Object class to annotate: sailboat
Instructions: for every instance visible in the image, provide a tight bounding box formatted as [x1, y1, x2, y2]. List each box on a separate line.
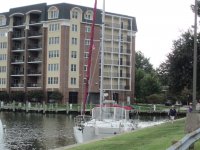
[73, 0, 137, 143]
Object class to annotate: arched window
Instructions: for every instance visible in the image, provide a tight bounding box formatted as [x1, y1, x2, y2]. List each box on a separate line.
[71, 7, 82, 20]
[84, 10, 93, 20]
[48, 6, 59, 19]
[0, 15, 6, 26]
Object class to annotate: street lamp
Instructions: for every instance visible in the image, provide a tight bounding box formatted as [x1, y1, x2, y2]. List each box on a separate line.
[193, 0, 198, 111]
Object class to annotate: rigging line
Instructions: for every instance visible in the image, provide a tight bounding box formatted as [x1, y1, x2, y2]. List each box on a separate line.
[88, 40, 101, 93]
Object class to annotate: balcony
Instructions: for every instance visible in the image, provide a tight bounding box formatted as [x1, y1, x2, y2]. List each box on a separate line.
[28, 57, 42, 63]
[27, 70, 42, 76]
[12, 32, 25, 39]
[28, 31, 42, 37]
[29, 19, 41, 24]
[27, 83, 41, 88]
[12, 46, 25, 51]
[11, 71, 24, 76]
[11, 83, 24, 88]
[11, 59, 24, 64]
[28, 44, 42, 50]
[13, 21, 24, 27]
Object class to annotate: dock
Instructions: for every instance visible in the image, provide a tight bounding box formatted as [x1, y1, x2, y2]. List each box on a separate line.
[0, 101, 92, 114]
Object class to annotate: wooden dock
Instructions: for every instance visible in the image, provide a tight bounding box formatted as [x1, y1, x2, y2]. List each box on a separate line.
[0, 101, 92, 114]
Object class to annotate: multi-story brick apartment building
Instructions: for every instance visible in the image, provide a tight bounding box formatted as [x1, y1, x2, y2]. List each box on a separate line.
[0, 2, 137, 104]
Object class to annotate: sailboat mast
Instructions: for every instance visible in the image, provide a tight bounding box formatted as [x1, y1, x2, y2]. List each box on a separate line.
[82, 0, 97, 115]
[100, 0, 105, 120]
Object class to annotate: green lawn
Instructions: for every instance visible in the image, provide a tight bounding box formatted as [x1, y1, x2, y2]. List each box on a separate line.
[67, 119, 189, 150]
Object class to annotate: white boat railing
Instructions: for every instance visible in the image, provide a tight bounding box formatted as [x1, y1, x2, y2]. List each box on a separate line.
[74, 115, 92, 127]
[92, 107, 130, 120]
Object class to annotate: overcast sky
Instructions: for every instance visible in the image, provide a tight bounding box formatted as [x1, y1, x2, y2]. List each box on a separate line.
[0, 0, 195, 68]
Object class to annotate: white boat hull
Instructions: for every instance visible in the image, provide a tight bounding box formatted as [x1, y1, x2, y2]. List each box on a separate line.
[73, 119, 135, 143]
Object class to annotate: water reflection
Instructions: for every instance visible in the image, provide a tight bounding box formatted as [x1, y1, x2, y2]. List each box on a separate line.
[0, 112, 75, 150]
[0, 112, 170, 150]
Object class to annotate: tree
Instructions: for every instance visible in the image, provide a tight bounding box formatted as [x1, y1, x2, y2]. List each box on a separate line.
[0, 91, 9, 103]
[27, 90, 44, 103]
[135, 51, 161, 101]
[10, 91, 26, 102]
[156, 62, 169, 86]
[49, 91, 63, 103]
[158, 30, 200, 96]
[140, 74, 161, 97]
[135, 51, 153, 73]
[191, 1, 200, 17]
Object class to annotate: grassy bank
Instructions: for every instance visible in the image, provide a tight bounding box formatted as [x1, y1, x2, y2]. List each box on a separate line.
[66, 119, 194, 150]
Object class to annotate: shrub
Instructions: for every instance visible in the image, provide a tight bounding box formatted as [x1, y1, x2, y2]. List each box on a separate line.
[146, 94, 165, 104]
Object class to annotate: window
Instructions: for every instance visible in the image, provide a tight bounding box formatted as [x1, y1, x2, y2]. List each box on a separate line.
[49, 37, 59, 45]
[71, 51, 77, 58]
[71, 64, 76, 71]
[0, 15, 6, 26]
[85, 26, 91, 33]
[0, 78, 6, 85]
[120, 70, 123, 77]
[0, 42, 7, 49]
[72, 37, 77, 45]
[72, 11, 78, 19]
[48, 77, 58, 84]
[72, 24, 78, 32]
[0, 31, 7, 37]
[48, 64, 59, 71]
[49, 50, 59, 58]
[84, 65, 87, 71]
[120, 45, 123, 53]
[84, 10, 93, 20]
[85, 39, 90, 45]
[121, 34, 123, 41]
[121, 22, 124, 29]
[49, 23, 60, 31]
[120, 58, 123, 65]
[0, 66, 6, 73]
[84, 52, 89, 58]
[0, 54, 6, 61]
[71, 7, 82, 20]
[71, 77, 76, 85]
[48, 6, 59, 19]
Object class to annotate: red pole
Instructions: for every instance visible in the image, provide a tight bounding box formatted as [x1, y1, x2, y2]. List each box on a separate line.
[82, 0, 97, 114]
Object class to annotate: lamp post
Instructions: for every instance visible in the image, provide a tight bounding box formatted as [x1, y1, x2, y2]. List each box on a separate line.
[193, 0, 198, 111]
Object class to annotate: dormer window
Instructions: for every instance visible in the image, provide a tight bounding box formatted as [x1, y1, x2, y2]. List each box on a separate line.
[72, 11, 78, 19]
[84, 10, 93, 20]
[48, 6, 59, 19]
[0, 15, 6, 26]
[71, 7, 82, 20]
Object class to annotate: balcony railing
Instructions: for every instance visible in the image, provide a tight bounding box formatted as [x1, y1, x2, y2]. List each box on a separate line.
[11, 83, 24, 87]
[13, 32, 25, 38]
[11, 71, 24, 75]
[11, 59, 24, 63]
[28, 57, 42, 62]
[29, 19, 41, 24]
[28, 44, 42, 49]
[12, 46, 25, 51]
[13, 21, 24, 26]
[27, 83, 41, 87]
[28, 31, 42, 36]
[27, 70, 41, 75]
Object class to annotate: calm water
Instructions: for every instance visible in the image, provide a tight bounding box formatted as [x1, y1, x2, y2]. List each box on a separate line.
[0, 112, 169, 150]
